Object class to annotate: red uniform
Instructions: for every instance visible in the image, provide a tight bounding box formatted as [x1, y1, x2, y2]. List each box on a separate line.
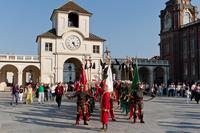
[100, 91, 110, 125]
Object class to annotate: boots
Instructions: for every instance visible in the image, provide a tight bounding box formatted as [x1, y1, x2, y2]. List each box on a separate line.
[76, 114, 80, 125]
[133, 114, 137, 123]
[83, 116, 88, 125]
[105, 124, 108, 132]
[140, 114, 145, 123]
[100, 124, 108, 132]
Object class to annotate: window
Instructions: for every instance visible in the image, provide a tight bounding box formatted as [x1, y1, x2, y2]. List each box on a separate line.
[192, 62, 196, 76]
[183, 39, 187, 59]
[68, 12, 79, 28]
[165, 43, 170, 55]
[183, 12, 190, 25]
[164, 12, 172, 30]
[45, 43, 52, 52]
[93, 45, 100, 53]
[184, 63, 188, 75]
[191, 37, 195, 58]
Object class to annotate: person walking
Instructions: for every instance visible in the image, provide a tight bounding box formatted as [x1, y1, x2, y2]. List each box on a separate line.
[186, 87, 191, 104]
[10, 84, 19, 105]
[100, 83, 110, 132]
[18, 85, 24, 102]
[55, 82, 64, 109]
[195, 82, 200, 104]
[26, 84, 33, 104]
[38, 83, 45, 104]
[68, 84, 90, 125]
[133, 83, 145, 123]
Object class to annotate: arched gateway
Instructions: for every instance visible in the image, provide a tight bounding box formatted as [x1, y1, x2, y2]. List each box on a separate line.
[63, 58, 82, 83]
[0, 64, 18, 86]
[22, 65, 40, 85]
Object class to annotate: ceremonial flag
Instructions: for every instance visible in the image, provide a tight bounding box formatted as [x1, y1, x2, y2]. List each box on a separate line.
[106, 65, 113, 92]
[131, 59, 140, 92]
[80, 65, 88, 91]
[100, 59, 106, 69]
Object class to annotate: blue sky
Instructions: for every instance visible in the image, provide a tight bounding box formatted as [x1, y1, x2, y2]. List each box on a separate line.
[0, 0, 199, 58]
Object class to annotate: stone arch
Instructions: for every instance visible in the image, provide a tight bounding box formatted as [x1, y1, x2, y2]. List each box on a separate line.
[0, 64, 18, 86]
[139, 67, 150, 83]
[154, 67, 165, 85]
[22, 65, 40, 85]
[63, 58, 82, 83]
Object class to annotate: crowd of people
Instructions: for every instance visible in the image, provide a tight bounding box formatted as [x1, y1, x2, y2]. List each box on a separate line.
[10, 82, 67, 106]
[150, 81, 200, 104]
[9, 79, 200, 132]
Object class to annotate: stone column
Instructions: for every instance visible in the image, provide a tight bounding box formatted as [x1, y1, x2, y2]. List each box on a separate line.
[18, 70, 23, 86]
[149, 67, 154, 88]
[57, 66, 63, 83]
[164, 67, 169, 85]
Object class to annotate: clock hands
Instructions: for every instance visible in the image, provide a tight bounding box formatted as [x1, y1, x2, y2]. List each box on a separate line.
[72, 42, 75, 47]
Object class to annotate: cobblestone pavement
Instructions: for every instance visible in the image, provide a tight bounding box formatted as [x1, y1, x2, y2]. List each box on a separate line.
[0, 92, 199, 133]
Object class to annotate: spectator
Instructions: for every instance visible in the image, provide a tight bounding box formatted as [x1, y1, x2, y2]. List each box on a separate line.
[18, 85, 24, 102]
[10, 84, 19, 105]
[38, 83, 45, 104]
[55, 82, 64, 109]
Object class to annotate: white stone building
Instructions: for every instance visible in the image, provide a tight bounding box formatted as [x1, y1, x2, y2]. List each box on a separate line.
[36, 1, 105, 84]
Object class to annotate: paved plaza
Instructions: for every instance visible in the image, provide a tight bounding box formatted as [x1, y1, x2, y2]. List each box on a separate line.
[0, 92, 199, 133]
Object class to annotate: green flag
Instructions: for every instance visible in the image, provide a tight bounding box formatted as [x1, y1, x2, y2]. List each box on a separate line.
[131, 59, 140, 92]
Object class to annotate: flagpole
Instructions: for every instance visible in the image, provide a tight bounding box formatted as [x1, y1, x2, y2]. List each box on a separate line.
[104, 47, 113, 92]
[89, 56, 92, 81]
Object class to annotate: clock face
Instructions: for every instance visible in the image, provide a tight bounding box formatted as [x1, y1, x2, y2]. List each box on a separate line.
[65, 35, 81, 50]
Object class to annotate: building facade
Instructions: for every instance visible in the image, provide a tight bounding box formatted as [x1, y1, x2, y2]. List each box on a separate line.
[112, 58, 169, 86]
[36, 1, 105, 84]
[159, 0, 200, 82]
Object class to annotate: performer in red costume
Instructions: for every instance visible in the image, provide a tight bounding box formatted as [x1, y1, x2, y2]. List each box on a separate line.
[100, 82, 110, 132]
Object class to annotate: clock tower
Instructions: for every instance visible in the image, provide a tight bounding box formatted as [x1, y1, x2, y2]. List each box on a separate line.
[159, 0, 198, 81]
[37, 1, 105, 84]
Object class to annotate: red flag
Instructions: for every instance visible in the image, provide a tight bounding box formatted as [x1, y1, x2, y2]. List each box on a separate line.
[79, 65, 88, 91]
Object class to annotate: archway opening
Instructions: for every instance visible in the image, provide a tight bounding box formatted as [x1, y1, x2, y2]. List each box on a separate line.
[139, 67, 150, 83]
[0, 65, 18, 86]
[22, 65, 40, 86]
[68, 12, 79, 28]
[154, 67, 165, 85]
[63, 58, 82, 84]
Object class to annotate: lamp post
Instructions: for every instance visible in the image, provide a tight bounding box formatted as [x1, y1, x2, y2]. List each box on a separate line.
[88, 56, 92, 81]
